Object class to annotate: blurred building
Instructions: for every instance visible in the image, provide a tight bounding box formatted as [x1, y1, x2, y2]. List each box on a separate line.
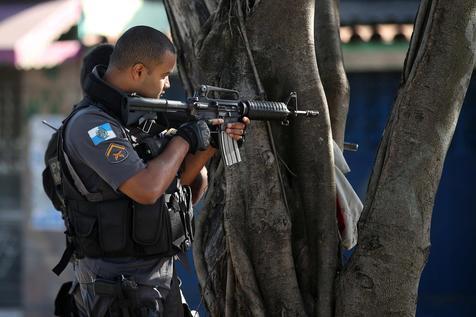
[0, 0, 172, 316]
[0, 1, 81, 316]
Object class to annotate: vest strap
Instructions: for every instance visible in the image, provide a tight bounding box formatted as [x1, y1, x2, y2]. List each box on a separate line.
[52, 242, 75, 276]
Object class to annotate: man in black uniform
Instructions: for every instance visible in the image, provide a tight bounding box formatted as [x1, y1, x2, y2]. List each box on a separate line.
[60, 26, 248, 316]
[80, 43, 114, 93]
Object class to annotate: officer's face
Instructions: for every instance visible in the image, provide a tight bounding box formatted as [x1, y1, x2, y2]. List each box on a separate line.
[138, 50, 176, 99]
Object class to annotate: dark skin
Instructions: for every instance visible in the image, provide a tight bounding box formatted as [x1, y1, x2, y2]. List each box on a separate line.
[104, 50, 249, 205]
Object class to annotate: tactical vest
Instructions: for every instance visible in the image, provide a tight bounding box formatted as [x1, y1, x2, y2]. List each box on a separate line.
[51, 70, 194, 275]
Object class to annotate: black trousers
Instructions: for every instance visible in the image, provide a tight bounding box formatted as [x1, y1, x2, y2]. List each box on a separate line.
[73, 273, 184, 317]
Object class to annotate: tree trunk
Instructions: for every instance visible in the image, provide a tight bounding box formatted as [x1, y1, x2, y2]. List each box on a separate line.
[336, 1, 476, 316]
[165, 0, 476, 316]
[165, 0, 337, 315]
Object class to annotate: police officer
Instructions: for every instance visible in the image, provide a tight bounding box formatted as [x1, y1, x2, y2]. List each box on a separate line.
[79, 43, 114, 93]
[60, 26, 249, 316]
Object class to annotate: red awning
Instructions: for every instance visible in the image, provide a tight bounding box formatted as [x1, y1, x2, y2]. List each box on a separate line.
[0, 0, 81, 69]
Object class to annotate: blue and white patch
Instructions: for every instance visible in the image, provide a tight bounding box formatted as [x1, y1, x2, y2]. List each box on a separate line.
[88, 123, 116, 146]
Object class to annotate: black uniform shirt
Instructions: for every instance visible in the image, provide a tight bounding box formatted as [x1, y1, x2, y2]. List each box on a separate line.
[64, 105, 145, 192]
[64, 104, 175, 291]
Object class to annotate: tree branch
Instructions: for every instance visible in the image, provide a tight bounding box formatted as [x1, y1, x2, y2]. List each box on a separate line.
[402, 0, 435, 83]
[246, 1, 338, 316]
[337, 1, 476, 315]
[315, 0, 350, 148]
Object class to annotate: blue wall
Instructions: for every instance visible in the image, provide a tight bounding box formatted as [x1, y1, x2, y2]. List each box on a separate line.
[344, 72, 476, 317]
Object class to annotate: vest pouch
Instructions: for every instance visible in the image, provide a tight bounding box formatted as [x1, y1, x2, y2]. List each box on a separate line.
[97, 199, 129, 253]
[69, 201, 101, 257]
[168, 186, 194, 251]
[75, 214, 96, 237]
[132, 197, 171, 252]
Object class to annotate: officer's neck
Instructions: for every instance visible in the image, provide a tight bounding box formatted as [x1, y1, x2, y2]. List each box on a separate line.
[103, 67, 136, 96]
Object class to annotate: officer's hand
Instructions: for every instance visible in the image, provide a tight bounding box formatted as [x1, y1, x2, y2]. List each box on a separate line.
[208, 117, 250, 148]
[225, 117, 250, 141]
[176, 120, 210, 153]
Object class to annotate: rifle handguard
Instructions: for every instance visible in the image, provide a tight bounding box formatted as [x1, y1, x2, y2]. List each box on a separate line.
[243, 100, 291, 121]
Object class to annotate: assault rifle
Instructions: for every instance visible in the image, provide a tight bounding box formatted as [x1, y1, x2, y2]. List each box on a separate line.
[127, 85, 319, 166]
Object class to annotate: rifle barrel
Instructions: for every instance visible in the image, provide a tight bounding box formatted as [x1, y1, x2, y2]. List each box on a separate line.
[294, 110, 319, 117]
[343, 142, 359, 152]
[127, 97, 189, 113]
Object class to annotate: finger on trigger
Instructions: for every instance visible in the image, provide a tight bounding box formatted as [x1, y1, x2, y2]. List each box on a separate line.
[227, 128, 242, 135]
[228, 122, 245, 129]
[209, 118, 224, 125]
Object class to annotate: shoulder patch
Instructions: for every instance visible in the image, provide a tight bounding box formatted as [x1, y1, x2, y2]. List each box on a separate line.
[88, 123, 116, 146]
[105, 143, 129, 163]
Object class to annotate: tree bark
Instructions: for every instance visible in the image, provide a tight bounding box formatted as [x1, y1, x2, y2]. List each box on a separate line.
[165, 0, 337, 315]
[336, 1, 476, 316]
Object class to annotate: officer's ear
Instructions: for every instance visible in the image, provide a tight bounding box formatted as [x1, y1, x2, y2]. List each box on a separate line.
[131, 63, 146, 81]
